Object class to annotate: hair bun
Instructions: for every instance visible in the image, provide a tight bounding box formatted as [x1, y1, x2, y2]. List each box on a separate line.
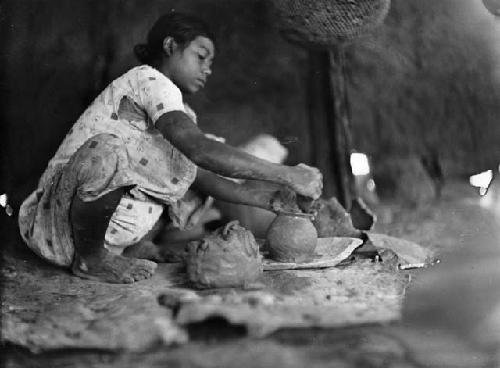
[133, 43, 151, 64]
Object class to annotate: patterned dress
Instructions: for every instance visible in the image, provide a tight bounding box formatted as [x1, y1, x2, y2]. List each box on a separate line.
[18, 65, 209, 266]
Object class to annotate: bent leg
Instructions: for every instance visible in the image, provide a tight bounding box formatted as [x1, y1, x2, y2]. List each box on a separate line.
[123, 190, 220, 263]
[70, 187, 157, 283]
[19, 133, 158, 282]
[64, 134, 157, 283]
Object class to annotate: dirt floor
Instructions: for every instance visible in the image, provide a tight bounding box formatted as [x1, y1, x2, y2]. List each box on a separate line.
[2, 179, 499, 368]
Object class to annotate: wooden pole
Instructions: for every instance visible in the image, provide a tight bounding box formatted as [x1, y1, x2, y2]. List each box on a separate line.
[307, 50, 337, 199]
[328, 46, 355, 210]
[307, 46, 355, 209]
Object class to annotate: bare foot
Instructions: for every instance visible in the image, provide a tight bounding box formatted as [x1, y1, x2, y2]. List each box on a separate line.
[71, 249, 157, 284]
[122, 240, 166, 262]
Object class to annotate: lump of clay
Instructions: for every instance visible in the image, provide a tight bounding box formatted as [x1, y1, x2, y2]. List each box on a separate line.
[266, 214, 318, 262]
[311, 197, 363, 238]
[186, 221, 263, 289]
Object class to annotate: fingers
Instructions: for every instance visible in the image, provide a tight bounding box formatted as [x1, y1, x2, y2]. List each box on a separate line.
[270, 188, 299, 213]
[297, 195, 315, 213]
[279, 186, 297, 203]
[290, 163, 323, 200]
[300, 164, 323, 199]
[298, 163, 322, 177]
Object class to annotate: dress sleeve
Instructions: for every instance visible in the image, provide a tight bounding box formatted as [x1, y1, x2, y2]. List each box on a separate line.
[136, 66, 186, 124]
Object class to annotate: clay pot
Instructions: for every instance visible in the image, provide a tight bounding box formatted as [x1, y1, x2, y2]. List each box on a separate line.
[186, 221, 263, 289]
[266, 214, 318, 262]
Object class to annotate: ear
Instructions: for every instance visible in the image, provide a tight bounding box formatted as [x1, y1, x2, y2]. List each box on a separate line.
[162, 37, 178, 56]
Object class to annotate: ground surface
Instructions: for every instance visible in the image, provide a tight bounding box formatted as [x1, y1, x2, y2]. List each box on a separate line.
[2, 180, 500, 367]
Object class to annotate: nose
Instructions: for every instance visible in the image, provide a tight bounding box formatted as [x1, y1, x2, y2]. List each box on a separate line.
[203, 66, 212, 76]
[202, 61, 212, 76]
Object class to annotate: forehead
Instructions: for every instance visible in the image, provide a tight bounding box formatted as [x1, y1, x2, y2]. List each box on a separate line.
[188, 36, 215, 55]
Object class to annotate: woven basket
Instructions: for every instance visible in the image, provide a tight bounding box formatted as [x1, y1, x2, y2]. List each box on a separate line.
[270, 0, 391, 47]
[482, 0, 500, 16]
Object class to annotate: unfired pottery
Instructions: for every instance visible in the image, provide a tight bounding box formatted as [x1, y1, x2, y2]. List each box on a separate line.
[266, 214, 318, 262]
[186, 221, 262, 289]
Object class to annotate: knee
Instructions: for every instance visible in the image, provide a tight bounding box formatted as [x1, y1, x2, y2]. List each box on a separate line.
[65, 134, 128, 194]
[79, 133, 123, 153]
[73, 133, 124, 170]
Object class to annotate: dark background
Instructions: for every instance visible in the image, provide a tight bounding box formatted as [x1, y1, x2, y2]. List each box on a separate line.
[2, 0, 500, 209]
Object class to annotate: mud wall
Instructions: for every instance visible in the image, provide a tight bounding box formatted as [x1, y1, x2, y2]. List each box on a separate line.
[347, 0, 500, 176]
[2, 0, 500, 209]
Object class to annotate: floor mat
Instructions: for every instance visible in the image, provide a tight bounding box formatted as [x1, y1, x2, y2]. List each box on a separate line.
[2, 241, 410, 352]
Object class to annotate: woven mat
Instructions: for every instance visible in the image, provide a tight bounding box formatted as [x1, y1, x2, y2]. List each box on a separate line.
[2, 238, 410, 352]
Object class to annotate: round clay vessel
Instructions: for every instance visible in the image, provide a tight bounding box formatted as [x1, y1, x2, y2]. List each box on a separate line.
[266, 214, 318, 262]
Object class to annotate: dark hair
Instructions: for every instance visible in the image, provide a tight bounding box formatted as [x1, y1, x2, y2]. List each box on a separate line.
[134, 11, 215, 65]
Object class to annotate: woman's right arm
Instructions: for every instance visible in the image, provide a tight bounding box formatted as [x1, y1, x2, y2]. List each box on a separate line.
[156, 111, 323, 199]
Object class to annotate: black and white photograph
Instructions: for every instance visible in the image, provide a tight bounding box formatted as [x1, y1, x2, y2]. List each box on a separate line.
[1, 0, 499, 367]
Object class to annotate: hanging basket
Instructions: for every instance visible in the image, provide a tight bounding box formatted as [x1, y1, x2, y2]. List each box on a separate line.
[270, 0, 391, 47]
[482, 0, 500, 16]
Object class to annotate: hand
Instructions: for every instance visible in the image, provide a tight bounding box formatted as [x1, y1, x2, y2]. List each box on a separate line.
[270, 187, 300, 213]
[297, 195, 316, 214]
[288, 163, 323, 200]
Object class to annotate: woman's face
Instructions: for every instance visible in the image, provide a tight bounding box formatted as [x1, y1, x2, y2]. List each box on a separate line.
[166, 36, 215, 94]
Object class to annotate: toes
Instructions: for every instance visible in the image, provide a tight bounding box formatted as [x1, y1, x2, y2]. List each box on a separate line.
[144, 258, 157, 266]
[129, 263, 156, 281]
[135, 258, 151, 266]
[113, 270, 134, 283]
[134, 268, 150, 279]
[135, 272, 150, 281]
[73, 253, 157, 284]
[141, 266, 155, 278]
[133, 274, 144, 281]
[143, 259, 158, 271]
[132, 270, 152, 281]
[121, 276, 135, 283]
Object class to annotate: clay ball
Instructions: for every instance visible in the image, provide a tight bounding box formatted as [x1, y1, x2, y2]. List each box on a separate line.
[266, 214, 318, 262]
[312, 197, 362, 238]
[186, 221, 263, 289]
